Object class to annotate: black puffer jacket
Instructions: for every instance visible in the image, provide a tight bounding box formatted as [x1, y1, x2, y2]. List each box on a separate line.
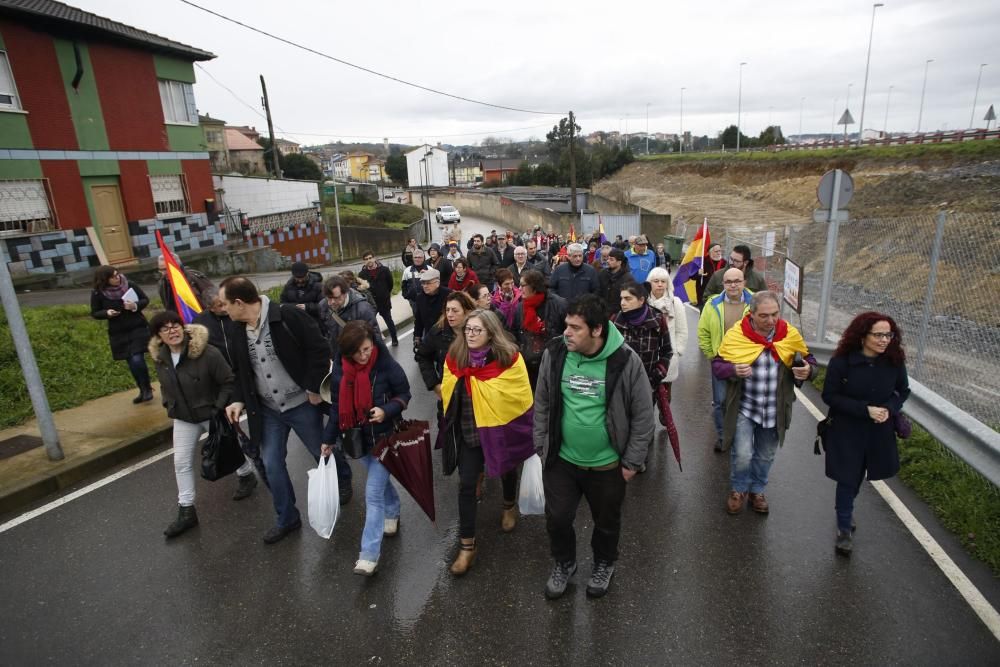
[415, 324, 458, 390]
[150, 324, 233, 423]
[280, 273, 324, 319]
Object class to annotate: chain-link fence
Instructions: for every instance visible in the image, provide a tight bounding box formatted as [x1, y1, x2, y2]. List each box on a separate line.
[723, 211, 1000, 428]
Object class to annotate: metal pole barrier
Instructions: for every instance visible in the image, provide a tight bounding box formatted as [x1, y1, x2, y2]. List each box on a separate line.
[0, 255, 63, 460]
[815, 169, 844, 342]
[914, 211, 947, 378]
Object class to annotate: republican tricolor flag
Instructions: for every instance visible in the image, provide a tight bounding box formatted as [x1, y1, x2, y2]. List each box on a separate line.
[598, 217, 608, 246]
[672, 218, 712, 304]
[155, 230, 203, 323]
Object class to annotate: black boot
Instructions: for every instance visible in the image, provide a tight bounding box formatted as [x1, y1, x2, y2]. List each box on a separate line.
[134, 385, 154, 404]
[233, 473, 258, 501]
[164, 504, 198, 538]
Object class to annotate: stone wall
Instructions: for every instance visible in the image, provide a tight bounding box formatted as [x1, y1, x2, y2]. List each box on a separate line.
[245, 220, 330, 266]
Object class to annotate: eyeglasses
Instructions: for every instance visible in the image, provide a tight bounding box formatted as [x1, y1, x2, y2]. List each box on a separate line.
[463, 326, 485, 336]
[729, 256, 745, 264]
[160, 323, 182, 333]
[868, 331, 895, 340]
[723, 279, 745, 286]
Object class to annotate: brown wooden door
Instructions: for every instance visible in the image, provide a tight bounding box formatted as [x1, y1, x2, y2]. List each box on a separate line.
[91, 184, 133, 264]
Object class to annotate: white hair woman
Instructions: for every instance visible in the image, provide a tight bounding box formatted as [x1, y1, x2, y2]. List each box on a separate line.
[645, 266, 688, 397]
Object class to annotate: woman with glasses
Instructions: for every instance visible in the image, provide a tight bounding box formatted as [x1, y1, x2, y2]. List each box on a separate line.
[696, 243, 727, 307]
[439, 309, 534, 575]
[148, 311, 258, 538]
[822, 312, 910, 557]
[90, 265, 154, 403]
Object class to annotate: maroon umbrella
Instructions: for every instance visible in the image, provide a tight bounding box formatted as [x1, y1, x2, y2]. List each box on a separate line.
[372, 420, 435, 522]
[655, 384, 682, 471]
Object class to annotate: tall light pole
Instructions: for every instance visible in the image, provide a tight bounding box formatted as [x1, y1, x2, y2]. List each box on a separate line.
[645, 103, 650, 154]
[857, 2, 884, 147]
[917, 59, 933, 133]
[679, 87, 686, 154]
[970, 63, 988, 129]
[844, 83, 853, 142]
[831, 97, 838, 141]
[736, 61, 747, 152]
[799, 96, 805, 141]
[883, 84, 893, 137]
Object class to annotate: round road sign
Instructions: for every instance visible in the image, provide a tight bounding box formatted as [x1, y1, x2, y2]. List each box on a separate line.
[817, 169, 854, 208]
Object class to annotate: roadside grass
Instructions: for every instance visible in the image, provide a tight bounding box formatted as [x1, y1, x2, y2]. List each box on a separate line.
[0, 304, 158, 429]
[340, 204, 376, 215]
[810, 366, 1000, 574]
[639, 140, 1000, 164]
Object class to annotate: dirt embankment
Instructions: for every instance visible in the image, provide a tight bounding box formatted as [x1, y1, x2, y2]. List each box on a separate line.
[595, 153, 1000, 234]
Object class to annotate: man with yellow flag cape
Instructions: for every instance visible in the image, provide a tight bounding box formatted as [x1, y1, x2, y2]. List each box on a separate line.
[712, 291, 816, 516]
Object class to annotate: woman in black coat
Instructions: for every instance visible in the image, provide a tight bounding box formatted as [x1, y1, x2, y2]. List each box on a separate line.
[415, 291, 477, 403]
[822, 311, 910, 557]
[90, 265, 153, 403]
[149, 311, 257, 539]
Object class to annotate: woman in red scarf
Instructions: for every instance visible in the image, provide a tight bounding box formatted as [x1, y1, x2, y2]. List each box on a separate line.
[321, 321, 411, 577]
[447, 257, 479, 291]
[511, 269, 568, 388]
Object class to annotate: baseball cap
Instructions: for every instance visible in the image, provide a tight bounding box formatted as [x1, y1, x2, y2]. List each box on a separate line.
[420, 268, 441, 282]
[291, 261, 308, 277]
[635, 235, 649, 245]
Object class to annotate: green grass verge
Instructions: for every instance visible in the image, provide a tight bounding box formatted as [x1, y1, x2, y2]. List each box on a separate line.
[810, 364, 1000, 574]
[0, 304, 159, 429]
[638, 139, 1000, 164]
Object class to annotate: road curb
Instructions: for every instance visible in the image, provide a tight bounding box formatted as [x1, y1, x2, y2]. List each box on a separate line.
[0, 426, 173, 517]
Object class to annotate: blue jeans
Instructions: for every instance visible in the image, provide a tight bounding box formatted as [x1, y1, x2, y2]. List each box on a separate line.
[260, 402, 340, 528]
[730, 412, 780, 494]
[359, 454, 400, 561]
[711, 373, 728, 441]
[835, 480, 862, 533]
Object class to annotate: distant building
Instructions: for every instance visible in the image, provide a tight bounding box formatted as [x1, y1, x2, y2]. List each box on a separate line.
[0, 0, 220, 275]
[199, 114, 229, 172]
[405, 144, 449, 188]
[228, 125, 261, 143]
[274, 137, 301, 155]
[225, 128, 266, 175]
[332, 152, 385, 182]
[480, 159, 519, 186]
[452, 158, 483, 185]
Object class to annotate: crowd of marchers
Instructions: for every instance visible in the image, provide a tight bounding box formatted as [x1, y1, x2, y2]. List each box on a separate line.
[87, 228, 908, 599]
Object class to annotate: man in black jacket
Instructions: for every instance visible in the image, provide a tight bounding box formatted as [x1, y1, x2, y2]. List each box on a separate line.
[467, 234, 500, 291]
[597, 249, 632, 316]
[192, 287, 239, 368]
[220, 276, 352, 544]
[358, 251, 398, 346]
[413, 268, 451, 346]
[550, 243, 599, 303]
[279, 262, 324, 329]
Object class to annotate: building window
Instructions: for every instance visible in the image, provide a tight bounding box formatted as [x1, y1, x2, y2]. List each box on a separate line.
[158, 80, 198, 125]
[0, 180, 56, 235]
[205, 129, 223, 144]
[0, 51, 22, 111]
[150, 175, 188, 217]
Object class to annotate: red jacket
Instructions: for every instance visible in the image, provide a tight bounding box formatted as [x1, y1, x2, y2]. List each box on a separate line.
[448, 268, 479, 291]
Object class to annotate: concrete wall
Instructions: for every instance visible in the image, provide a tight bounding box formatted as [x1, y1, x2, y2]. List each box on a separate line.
[327, 219, 425, 263]
[426, 191, 563, 234]
[214, 175, 320, 218]
[246, 220, 330, 265]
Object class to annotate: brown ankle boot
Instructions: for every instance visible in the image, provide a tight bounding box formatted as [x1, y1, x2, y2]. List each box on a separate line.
[449, 539, 477, 576]
[501, 503, 518, 533]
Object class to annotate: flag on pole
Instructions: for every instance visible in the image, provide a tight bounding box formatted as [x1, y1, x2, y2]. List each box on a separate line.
[568, 223, 577, 243]
[155, 230, 203, 323]
[672, 218, 712, 304]
[598, 217, 608, 246]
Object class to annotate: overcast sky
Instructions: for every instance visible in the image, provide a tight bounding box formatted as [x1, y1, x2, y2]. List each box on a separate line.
[70, 0, 998, 146]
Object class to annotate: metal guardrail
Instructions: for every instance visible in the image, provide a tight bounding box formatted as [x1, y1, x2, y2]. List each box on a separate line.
[809, 342, 1000, 489]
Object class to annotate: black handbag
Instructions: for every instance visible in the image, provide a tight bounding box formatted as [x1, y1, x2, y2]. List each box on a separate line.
[814, 417, 830, 455]
[202, 412, 246, 481]
[341, 427, 367, 459]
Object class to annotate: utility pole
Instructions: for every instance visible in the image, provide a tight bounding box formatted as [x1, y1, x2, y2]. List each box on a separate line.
[260, 75, 282, 179]
[568, 110, 578, 214]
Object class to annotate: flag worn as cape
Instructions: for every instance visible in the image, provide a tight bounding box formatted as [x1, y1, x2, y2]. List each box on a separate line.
[441, 352, 535, 477]
[155, 230, 202, 323]
[672, 218, 711, 304]
[717, 315, 809, 367]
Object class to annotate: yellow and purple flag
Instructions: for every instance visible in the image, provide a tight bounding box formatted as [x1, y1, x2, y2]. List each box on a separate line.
[598, 217, 608, 245]
[672, 218, 712, 304]
[155, 230, 203, 323]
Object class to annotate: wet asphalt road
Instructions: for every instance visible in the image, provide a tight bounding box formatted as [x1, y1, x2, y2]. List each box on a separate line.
[3, 230, 1000, 664]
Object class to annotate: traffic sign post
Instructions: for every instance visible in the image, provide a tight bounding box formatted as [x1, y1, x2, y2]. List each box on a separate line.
[814, 168, 852, 342]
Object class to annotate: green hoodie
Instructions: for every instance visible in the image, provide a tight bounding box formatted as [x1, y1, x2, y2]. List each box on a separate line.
[559, 323, 625, 467]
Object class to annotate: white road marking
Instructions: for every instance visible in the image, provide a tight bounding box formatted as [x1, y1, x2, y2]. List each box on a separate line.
[794, 387, 1000, 641]
[0, 449, 174, 534]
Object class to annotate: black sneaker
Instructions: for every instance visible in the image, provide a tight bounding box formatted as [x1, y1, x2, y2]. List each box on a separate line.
[545, 560, 577, 600]
[232, 473, 258, 501]
[835, 530, 853, 557]
[586, 560, 616, 598]
[263, 517, 302, 544]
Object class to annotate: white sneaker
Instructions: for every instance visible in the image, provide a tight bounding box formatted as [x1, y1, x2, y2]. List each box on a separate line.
[353, 559, 378, 576]
[383, 517, 400, 536]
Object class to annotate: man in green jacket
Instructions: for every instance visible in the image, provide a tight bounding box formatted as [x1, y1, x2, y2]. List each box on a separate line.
[533, 294, 654, 600]
[697, 268, 753, 451]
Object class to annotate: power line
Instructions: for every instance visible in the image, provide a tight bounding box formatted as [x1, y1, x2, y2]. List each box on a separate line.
[194, 64, 553, 141]
[179, 0, 564, 116]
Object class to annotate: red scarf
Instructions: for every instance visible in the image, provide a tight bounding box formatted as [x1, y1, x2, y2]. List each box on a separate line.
[445, 353, 513, 393]
[338, 344, 379, 430]
[522, 293, 546, 334]
[740, 316, 789, 362]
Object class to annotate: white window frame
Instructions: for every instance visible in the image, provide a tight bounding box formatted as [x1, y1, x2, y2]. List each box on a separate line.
[0, 50, 23, 111]
[158, 79, 198, 125]
[149, 174, 190, 218]
[0, 179, 57, 235]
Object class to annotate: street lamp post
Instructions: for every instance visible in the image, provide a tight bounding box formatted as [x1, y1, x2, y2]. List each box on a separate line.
[857, 2, 885, 147]
[844, 83, 853, 142]
[736, 62, 747, 152]
[883, 84, 893, 137]
[917, 59, 933, 133]
[799, 96, 805, 141]
[645, 103, 650, 154]
[679, 87, 686, 154]
[831, 97, 838, 142]
[970, 63, 988, 129]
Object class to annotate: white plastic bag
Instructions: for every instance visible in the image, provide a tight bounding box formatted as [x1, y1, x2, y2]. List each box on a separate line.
[307, 455, 340, 539]
[518, 454, 545, 515]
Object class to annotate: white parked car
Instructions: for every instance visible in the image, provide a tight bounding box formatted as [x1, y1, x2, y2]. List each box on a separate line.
[435, 205, 461, 224]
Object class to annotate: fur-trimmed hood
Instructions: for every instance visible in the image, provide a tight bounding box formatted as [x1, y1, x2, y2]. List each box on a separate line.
[149, 323, 210, 362]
